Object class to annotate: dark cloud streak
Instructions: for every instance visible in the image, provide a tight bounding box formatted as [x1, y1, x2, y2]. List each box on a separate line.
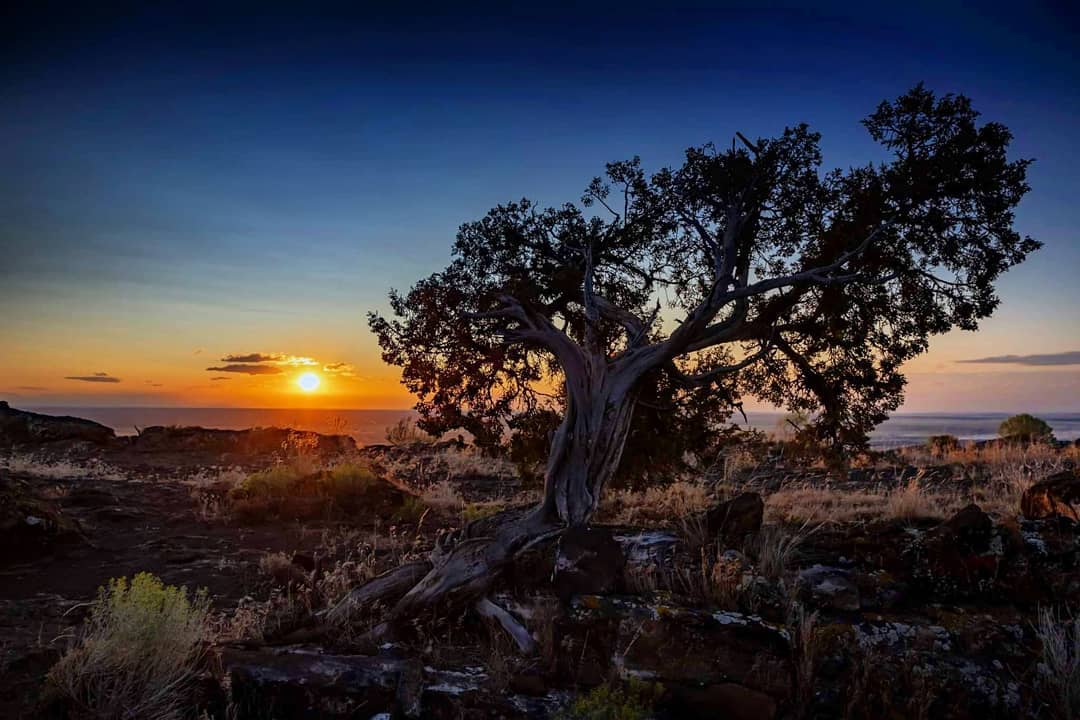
[65, 373, 121, 383]
[221, 353, 283, 363]
[205, 364, 282, 375]
[958, 351, 1080, 366]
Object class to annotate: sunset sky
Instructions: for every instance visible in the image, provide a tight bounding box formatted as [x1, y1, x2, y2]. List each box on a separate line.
[2, 2, 1078, 412]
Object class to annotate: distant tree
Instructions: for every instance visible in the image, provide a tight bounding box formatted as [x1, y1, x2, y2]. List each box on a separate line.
[998, 414, 1054, 443]
[365, 86, 1037, 623]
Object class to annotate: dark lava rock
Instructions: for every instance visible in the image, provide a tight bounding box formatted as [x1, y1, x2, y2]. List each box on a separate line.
[554, 525, 625, 598]
[222, 647, 409, 719]
[796, 564, 860, 612]
[131, 424, 355, 458]
[0, 476, 84, 565]
[561, 595, 791, 714]
[0, 401, 114, 447]
[221, 646, 556, 719]
[1021, 469, 1080, 522]
[704, 492, 764, 545]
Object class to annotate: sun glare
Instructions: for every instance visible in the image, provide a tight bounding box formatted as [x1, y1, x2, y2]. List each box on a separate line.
[297, 372, 321, 392]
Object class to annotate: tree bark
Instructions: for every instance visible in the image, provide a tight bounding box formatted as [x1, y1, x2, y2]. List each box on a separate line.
[541, 364, 640, 526]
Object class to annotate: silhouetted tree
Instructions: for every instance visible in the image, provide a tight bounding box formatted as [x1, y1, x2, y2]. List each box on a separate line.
[363, 86, 1037, 624]
[998, 413, 1054, 443]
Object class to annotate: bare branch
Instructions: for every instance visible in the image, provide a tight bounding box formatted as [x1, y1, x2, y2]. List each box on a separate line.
[667, 334, 775, 387]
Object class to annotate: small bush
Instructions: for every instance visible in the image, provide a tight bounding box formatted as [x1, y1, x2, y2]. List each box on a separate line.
[926, 434, 960, 455]
[999, 413, 1055, 443]
[562, 678, 664, 720]
[47, 573, 209, 720]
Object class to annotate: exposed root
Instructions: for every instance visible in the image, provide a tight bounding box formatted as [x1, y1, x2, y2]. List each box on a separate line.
[388, 507, 560, 622]
[322, 561, 433, 626]
[475, 597, 536, 655]
[315, 505, 563, 650]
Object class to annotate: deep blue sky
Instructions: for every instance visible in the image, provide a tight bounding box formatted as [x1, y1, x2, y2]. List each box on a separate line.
[2, 1, 1078, 410]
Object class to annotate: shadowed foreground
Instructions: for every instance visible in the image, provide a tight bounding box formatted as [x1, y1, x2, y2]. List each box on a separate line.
[1, 405, 1078, 719]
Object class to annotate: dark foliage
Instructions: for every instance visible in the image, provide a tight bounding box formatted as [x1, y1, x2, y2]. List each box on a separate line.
[370, 85, 1037, 491]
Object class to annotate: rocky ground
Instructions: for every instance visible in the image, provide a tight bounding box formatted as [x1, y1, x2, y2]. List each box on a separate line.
[1, 401, 1078, 719]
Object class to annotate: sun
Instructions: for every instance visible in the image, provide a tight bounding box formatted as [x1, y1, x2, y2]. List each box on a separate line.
[297, 372, 321, 392]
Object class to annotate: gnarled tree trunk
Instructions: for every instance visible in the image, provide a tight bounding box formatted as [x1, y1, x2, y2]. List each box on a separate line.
[540, 373, 639, 526]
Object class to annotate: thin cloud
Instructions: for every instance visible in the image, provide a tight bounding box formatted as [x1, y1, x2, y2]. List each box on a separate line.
[323, 362, 356, 376]
[65, 373, 121, 383]
[210, 376, 232, 381]
[221, 352, 284, 363]
[205, 364, 282, 375]
[146, 381, 164, 387]
[16, 385, 49, 391]
[958, 351, 1080, 367]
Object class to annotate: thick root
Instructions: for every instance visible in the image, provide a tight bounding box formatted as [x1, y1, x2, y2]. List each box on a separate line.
[322, 561, 433, 626]
[389, 507, 560, 622]
[313, 506, 562, 651]
[475, 597, 536, 654]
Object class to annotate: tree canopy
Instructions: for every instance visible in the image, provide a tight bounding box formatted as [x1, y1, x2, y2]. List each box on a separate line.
[370, 85, 1038, 482]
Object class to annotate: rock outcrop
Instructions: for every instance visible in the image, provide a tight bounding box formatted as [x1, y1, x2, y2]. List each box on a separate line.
[1021, 468, 1080, 521]
[0, 401, 114, 447]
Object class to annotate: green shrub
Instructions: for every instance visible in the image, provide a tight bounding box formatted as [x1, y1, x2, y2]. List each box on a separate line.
[998, 413, 1055, 443]
[233, 465, 303, 499]
[326, 463, 378, 497]
[926, 434, 960, 455]
[561, 678, 664, 720]
[47, 573, 210, 719]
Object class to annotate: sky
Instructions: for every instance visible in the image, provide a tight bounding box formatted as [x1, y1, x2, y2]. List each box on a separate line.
[1, 1, 1078, 412]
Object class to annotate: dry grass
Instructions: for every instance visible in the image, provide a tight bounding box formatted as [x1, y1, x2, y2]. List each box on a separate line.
[47, 573, 209, 720]
[766, 485, 888, 524]
[1035, 608, 1080, 720]
[385, 417, 436, 446]
[883, 477, 958, 521]
[750, 521, 816, 581]
[1, 453, 125, 481]
[420, 479, 465, 511]
[791, 604, 822, 718]
[602, 480, 713, 525]
[897, 442, 1078, 518]
[766, 476, 965, 525]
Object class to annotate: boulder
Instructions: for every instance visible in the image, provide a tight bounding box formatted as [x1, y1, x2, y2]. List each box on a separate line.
[0, 401, 114, 446]
[1021, 469, 1080, 522]
[554, 526, 625, 598]
[223, 647, 412, 718]
[704, 492, 764, 545]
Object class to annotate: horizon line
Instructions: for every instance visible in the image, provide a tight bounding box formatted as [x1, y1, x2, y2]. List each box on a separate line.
[11, 403, 1080, 417]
